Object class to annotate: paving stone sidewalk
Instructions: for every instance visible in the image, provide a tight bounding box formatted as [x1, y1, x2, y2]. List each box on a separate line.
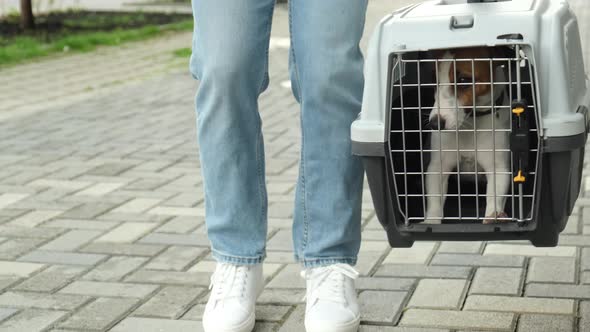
[0, 0, 589, 331]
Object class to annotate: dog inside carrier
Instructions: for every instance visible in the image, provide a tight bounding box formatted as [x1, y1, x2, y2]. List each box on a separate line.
[389, 45, 538, 226]
[352, 0, 590, 247]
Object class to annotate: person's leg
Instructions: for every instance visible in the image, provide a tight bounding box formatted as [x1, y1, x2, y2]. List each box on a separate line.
[190, 0, 275, 265]
[289, 2, 368, 331]
[190, 2, 275, 331]
[289, 0, 368, 268]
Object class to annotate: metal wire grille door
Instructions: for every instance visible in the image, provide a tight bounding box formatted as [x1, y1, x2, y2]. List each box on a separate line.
[387, 46, 540, 225]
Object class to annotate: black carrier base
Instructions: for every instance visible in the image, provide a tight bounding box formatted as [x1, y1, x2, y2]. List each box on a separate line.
[360, 134, 585, 247]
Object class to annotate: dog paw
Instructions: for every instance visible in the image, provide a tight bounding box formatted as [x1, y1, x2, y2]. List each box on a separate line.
[423, 218, 443, 225]
[482, 212, 509, 224]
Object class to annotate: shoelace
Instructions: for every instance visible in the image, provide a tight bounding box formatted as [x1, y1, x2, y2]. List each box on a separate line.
[209, 263, 249, 303]
[301, 264, 359, 305]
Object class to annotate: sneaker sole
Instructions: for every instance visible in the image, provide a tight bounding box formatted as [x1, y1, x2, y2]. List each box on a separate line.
[203, 311, 255, 332]
[305, 314, 361, 332]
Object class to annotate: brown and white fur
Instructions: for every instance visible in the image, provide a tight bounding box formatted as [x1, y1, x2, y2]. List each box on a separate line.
[425, 48, 510, 224]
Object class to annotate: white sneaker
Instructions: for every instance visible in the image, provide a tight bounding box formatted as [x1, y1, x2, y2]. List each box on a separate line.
[302, 264, 361, 332]
[202, 263, 264, 332]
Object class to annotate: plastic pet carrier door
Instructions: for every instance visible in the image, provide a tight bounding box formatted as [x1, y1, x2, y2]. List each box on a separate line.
[389, 46, 539, 224]
[352, 0, 590, 247]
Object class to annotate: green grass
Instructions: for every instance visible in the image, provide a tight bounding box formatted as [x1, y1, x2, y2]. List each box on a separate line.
[0, 19, 193, 67]
[61, 13, 150, 30]
[173, 47, 192, 58]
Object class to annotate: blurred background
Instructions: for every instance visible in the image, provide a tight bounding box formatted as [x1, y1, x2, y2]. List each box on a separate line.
[0, 0, 193, 67]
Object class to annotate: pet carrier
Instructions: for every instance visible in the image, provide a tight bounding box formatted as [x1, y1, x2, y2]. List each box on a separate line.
[352, 0, 590, 247]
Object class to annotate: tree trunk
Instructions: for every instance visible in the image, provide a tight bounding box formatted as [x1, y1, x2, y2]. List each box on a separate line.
[20, 0, 35, 30]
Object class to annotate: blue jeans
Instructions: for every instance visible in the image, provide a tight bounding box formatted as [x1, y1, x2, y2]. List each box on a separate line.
[190, 0, 367, 268]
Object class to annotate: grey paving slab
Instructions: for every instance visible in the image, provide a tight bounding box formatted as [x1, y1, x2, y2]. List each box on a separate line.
[40, 218, 119, 230]
[87, 163, 136, 177]
[0, 291, 90, 310]
[155, 216, 203, 234]
[359, 290, 407, 323]
[132, 286, 205, 319]
[59, 202, 120, 219]
[0, 237, 46, 260]
[0, 308, 18, 323]
[98, 212, 173, 223]
[438, 241, 483, 254]
[111, 317, 204, 332]
[526, 284, 590, 299]
[144, 246, 205, 271]
[124, 269, 210, 286]
[0, 211, 32, 222]
[357, 251, 388, 276]
[384, 243, 436, 264]
[0, 276, 21, 293]
[38, 229, 102, 251]
[6, 210, 64, 228]
[469, 267, 524, 295]
[375, 264, 472, 279]
[257, 289, 305, 305]
[527, 256, 576, 283]
[278, 305, 305, 332]
[180, 303, 205, 321]
[516, 314, 574, 332]
[13, 265, 88, 292]
[463, 295, 575, 315]
[557, 235, 590, 246]
[399, 309, 515, 330]
[266, 264, 305, 289]
[59, 297, 140, 331]
[360, 327, 449, 332]
[111, 198, 162, 214]
[254, 322, 281, 332]
[0, 194, 29, 210]
[59, 281, 158, 298]
[356, 277, 415, 291]
[17, 250, 106, 266]
[360, 240, 391, 254]
[81, 256, 148, 281]
[138, 233, 210, 247]
[267, 229, 294, 251]
[580, 301, 590, 332]
[582, 247, 590, 271]
[80, 242, 165, 256]
[0, 309, 67, 332]
[407, 279, 469, 309]
[255, 305, 292, 322]
[95, 222, 158, 243]
[0, 261, 45, 277]
[431, 254, 525, 267]
[0, 225, 66, 239]
[361, 230, 389, 241]
[484, 244, 576, 257]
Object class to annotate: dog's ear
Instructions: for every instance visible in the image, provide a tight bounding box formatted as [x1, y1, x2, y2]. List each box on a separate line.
[490, 47, 511, 81]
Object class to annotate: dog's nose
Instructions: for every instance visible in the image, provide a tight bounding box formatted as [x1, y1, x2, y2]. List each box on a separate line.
[430, 115, 446, 130]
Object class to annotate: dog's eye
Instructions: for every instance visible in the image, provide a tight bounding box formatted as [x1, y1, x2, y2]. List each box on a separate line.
[458, 76, 472, 85]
